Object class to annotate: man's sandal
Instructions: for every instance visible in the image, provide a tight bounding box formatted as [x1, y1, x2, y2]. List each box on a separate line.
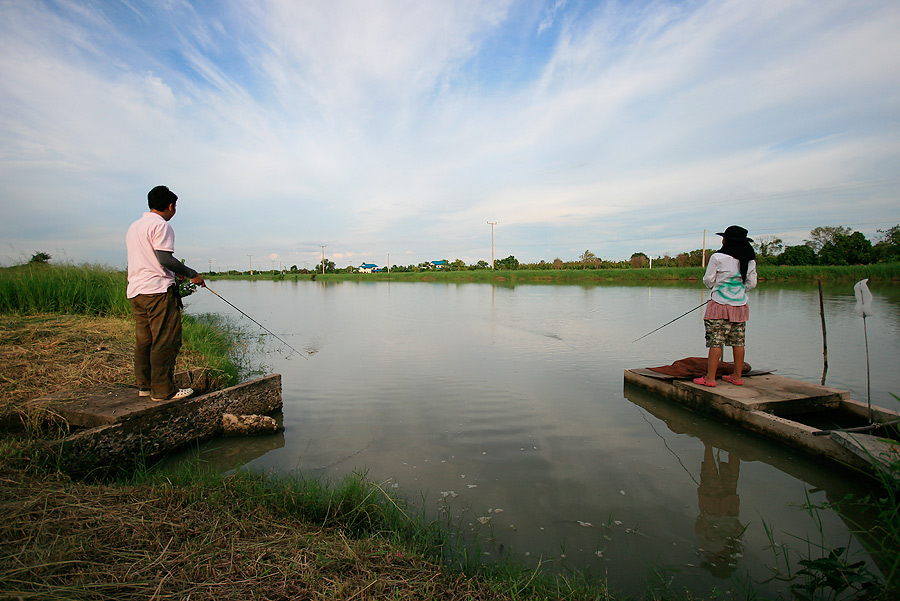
[692, 377, 717, 387]
[723, 375, 744, 386]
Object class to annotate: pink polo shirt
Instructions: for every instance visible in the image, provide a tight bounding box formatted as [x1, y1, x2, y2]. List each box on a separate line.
[125, 212, 176, 298]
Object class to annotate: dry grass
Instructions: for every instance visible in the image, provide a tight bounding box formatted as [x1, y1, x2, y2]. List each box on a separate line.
[0, 314, 213, 422]
[0, 464, 529, 601]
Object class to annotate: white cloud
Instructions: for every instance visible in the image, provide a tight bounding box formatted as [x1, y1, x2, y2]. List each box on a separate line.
[0, 0, 898, 268]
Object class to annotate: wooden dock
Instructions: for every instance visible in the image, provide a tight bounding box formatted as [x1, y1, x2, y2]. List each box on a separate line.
[624, 369, 900, 474]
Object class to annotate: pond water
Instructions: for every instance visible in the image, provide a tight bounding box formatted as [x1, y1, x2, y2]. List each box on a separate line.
[180, 278, 900, 597]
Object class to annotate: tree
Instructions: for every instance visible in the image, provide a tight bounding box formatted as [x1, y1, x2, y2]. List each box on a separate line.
[805, 226, 852, 254]
[451, 259, 466, 271]
[877, 225, 900, 246]
[28, 251, 51, 265]
[495, 255, 519, 270]
[752, 236, 784, 258]
[474, 260, 489, 270]
[630, 252, 648, 268]
[552, 258, 563, 270]
[818, 231, 872, 265]
[873, 225, 900, 262]
[779, 244, 817, 266]
[579, 250, 597, 268]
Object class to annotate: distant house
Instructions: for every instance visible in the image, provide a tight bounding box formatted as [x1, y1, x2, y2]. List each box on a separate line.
[359, 263, 378, 273]
[430, 260, 449, 269]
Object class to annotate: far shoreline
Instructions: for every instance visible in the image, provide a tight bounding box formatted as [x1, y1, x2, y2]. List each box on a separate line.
[206, 262, 900, 285]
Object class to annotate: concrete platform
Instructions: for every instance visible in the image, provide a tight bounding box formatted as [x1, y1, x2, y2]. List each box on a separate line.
[26, 368, 212, 428]
[624, 369, 900, 474]
[27, 372, 283, 476]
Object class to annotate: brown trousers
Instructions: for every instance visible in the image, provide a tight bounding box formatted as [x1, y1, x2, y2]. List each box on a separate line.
[130, 286, 182, 400]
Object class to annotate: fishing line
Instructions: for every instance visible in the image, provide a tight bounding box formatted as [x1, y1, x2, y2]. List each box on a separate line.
[205, 286, 308, 359]
[632, 299, 710, 343]
[637, 408, 700, 486]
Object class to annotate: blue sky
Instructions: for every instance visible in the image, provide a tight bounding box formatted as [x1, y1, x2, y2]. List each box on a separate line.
[1, 0, 898, 271]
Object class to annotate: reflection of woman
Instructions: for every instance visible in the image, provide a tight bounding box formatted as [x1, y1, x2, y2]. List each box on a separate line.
[694, 226, 757, 387]
[695, 445, 744, 578]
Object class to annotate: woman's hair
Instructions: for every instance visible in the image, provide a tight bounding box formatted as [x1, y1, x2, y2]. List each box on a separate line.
[717, 239, 756, 282]
[147, 185, 178, 211]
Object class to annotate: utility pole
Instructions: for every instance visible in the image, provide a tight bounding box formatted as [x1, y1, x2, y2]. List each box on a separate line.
[248, 254, 253, 275]
[320, 245, 327, 275]
[208, 259, 212, 274]
[487, 222, 497, 270]
[387, 253, 390, 274]
[702, 230, 707, 268]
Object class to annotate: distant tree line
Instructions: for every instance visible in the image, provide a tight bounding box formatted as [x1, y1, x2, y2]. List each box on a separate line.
[194, 224, 900, 276]
[748, 225, 900, 266]
[411, 224, 899, 272]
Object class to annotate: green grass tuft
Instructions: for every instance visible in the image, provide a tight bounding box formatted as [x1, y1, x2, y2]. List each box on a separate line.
[0, 263, 130, 316]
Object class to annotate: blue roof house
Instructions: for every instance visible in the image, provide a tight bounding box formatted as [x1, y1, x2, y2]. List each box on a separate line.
[358, 263, 379, 274]
[430, 260, 449, 269]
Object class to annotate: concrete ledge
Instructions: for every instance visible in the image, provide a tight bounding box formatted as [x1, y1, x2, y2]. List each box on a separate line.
[26, 368, 212, 428]
[48, 374, 282, 476]
[624, 368, 894, 474]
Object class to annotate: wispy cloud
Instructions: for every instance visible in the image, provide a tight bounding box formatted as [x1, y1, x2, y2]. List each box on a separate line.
[1, 0, 898, 269]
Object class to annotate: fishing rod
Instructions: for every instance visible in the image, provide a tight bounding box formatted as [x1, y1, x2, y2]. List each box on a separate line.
[205, 286, 308, 359]
[632, 299, 710, 343]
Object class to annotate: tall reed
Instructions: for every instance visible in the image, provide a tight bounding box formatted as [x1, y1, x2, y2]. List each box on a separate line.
[0, 264, 130, 316]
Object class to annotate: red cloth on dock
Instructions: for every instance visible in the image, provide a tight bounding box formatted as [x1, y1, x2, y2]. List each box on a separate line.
[647, 357, 750, 379]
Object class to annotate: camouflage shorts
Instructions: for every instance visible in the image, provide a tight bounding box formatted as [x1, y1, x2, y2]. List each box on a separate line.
[704, 319, 746, 348]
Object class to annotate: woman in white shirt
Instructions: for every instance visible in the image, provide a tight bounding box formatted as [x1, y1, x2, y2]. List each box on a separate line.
[694, 226, 757, 387]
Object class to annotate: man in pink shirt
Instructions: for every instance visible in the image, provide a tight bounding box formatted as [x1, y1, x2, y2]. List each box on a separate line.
[126, 185, 205, 401]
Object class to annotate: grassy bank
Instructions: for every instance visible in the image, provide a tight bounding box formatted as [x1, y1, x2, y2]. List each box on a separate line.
[1, 454, 620, 601]
[213, 262, 900, 284]
[0, 263, 131, 316]
[0, 313, 243, 421]
[0, 264, 248, 414]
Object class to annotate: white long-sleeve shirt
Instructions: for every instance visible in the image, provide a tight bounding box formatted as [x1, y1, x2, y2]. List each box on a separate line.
[703, 253, 757, 306]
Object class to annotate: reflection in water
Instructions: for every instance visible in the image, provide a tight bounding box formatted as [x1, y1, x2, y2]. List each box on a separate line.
[155, 410, 286, 473]
[696, 445, 745, 578]
[623, 383, 881, 584]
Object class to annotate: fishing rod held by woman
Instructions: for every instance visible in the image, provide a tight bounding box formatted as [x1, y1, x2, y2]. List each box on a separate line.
[693, 225, 757, 388]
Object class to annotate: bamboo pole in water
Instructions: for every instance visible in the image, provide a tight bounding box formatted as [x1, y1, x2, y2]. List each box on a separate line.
[818, 279, 828, 386]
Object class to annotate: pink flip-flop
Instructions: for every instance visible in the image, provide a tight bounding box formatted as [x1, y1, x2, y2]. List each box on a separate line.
[692, 377, 717, 387]
[723, 375, 744, 386]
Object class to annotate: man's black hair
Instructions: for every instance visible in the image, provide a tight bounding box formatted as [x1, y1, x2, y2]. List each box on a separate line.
[148, 185, 178, 211]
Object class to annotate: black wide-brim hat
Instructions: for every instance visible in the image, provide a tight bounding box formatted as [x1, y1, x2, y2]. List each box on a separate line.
[716, 225, 753, 243]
